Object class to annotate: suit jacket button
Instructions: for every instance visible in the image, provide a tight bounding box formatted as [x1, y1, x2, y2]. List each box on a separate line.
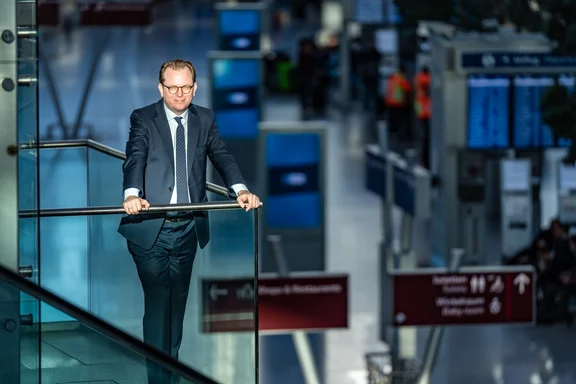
[168, 187, 173, 191]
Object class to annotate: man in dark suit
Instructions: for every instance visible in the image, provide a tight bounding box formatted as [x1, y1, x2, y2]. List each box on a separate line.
[117, 58, 260, 383]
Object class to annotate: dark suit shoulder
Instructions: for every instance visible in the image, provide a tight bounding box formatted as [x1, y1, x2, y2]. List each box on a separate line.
[189, 104, 214, 120]
[132, 102, 158, 120]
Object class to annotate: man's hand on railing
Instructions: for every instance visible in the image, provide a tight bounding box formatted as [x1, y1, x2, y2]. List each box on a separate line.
[123, 195, 151, 215]
[236, 190, 261, 212]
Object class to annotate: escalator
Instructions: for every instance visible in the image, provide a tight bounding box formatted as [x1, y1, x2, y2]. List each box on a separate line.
[6, 139, 259, 384]
[0, 263, 220, 384]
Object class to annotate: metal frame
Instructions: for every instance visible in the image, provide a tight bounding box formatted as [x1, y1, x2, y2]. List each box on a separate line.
[0, 0, 18, 272]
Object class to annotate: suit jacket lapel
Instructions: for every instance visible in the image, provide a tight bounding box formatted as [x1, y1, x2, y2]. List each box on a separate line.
[154, 100, 175, 172]
[187, 105, 200, 176]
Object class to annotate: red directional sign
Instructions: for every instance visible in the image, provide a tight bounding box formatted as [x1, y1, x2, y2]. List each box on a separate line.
[392, 268, 535, 326]
[200, 274, 349, 333]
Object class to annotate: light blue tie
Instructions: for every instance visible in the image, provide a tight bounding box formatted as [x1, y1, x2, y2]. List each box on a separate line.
[174, 117, 189, 203]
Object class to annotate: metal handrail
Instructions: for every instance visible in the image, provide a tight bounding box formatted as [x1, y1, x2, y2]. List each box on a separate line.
[0, 263, 220, 384]
[21, 140, 231, 198]
[18, 201, 252, 218]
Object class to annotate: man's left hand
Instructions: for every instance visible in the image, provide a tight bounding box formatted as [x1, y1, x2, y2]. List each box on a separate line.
[236, 191, 261, 211]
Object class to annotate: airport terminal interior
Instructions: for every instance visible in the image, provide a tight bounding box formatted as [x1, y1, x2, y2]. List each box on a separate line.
[3, 0, 576, 383]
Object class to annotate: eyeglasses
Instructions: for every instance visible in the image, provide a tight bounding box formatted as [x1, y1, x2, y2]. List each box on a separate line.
[163, 84, 194, 95]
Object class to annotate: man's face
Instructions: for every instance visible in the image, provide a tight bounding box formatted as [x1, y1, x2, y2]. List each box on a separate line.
[158, 67, 197, 115]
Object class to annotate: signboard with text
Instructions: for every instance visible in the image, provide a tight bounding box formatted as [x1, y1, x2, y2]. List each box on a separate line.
[201, 274, 348, 333]
[461, 52, 576, 69]
[392, 268, 535, 326]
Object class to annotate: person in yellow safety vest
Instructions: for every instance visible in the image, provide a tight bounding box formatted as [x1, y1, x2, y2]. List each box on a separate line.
[385, 64, 412, 139]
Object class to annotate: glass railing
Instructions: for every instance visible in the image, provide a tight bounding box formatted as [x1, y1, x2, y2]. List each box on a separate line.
[18, 140, 259, 384]
[0, 262, 220, 384]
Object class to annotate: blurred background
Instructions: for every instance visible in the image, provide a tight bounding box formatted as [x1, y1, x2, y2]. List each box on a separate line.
[3, 0, 576, 383]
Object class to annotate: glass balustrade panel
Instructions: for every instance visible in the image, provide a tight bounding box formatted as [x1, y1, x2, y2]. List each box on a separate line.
[0, 273, 216, 384]
[34, 145, 258, 383]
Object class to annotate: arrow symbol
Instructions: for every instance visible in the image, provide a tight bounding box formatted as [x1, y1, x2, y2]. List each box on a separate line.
[513, 273, 530, 294]
[209, 285, 229, 301]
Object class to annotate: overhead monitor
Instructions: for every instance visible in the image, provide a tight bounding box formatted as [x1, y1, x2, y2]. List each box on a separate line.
[265, 133, 321, 229]
[218, 9, 261, 51]
[211, 57, 260, 138]
[512, 73, 575, 148]
[466, 74, 510, 149]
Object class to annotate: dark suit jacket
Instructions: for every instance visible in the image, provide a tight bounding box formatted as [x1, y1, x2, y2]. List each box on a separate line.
[117, 99, 246, 251]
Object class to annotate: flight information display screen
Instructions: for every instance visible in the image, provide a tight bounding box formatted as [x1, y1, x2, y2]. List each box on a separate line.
[211, 58, 260, 138]
[266, 133, 321, 229]
[467, 74, 511, 149]
[218, 10, 261, 51]
[513, 73, 574, 148]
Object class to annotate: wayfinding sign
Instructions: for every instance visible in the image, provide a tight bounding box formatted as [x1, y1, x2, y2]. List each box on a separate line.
[392, 267, 535, 326]
[461, 52, 576, 69]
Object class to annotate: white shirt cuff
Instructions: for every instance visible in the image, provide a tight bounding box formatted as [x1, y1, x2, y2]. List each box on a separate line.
[124, 188, 141, 201]
[230, 184, 248, 195]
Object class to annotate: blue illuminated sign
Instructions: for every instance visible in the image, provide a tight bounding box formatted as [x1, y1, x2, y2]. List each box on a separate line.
[266, 133, 321, 229]
[393, 165, 415, 215]
[461, 52, 576, 69]
[211, 58, 260, 138]
[467, 74, 510, 149]
[365, 150, 387, 199]
[218, 9, 261, 51]
[513, 73, 574, 148]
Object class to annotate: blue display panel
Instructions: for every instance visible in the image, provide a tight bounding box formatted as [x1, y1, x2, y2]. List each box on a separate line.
[467, 75, 510, 149]
[365, 149, 387, 199]
[392, 165, 415, 216]
[265, 133, 321, 229]
[218, 10, 261, 51]
[211, 58, 260, 138]
[513, 73, 574, 148]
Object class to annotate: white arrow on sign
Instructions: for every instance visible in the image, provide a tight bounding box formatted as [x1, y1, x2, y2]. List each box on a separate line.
[513, 273, 530, 294]
[209, 285, 229, 301]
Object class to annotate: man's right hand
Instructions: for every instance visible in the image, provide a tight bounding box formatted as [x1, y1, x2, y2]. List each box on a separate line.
[123, 195, 150, 215]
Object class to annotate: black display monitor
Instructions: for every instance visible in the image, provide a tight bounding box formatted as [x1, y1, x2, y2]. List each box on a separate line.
[512, 73, 574, 149]
[466, 74, 511, 149]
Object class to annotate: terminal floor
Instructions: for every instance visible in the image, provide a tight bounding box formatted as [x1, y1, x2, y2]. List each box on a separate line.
[31, 1, 576, 383]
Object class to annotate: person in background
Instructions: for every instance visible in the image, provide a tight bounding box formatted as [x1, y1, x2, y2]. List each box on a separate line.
[359, 39, 382, 115]
[414, 67, 431, 168]
[296, 39, 317, 116]
[118, 58, 260, 384]
[385, 64, 412, 140]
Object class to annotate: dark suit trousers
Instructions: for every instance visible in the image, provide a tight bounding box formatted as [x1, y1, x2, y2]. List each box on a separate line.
[127, 219, 198, 384]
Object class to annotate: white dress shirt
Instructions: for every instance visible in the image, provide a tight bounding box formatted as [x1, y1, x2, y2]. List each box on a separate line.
[124, 103, 248, 202]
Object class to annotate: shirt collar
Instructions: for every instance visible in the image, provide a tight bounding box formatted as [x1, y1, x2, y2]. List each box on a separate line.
[163, 103, 188, 123]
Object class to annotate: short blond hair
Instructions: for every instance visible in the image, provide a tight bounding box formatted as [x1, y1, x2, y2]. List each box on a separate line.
[159, 59, 196, 84]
